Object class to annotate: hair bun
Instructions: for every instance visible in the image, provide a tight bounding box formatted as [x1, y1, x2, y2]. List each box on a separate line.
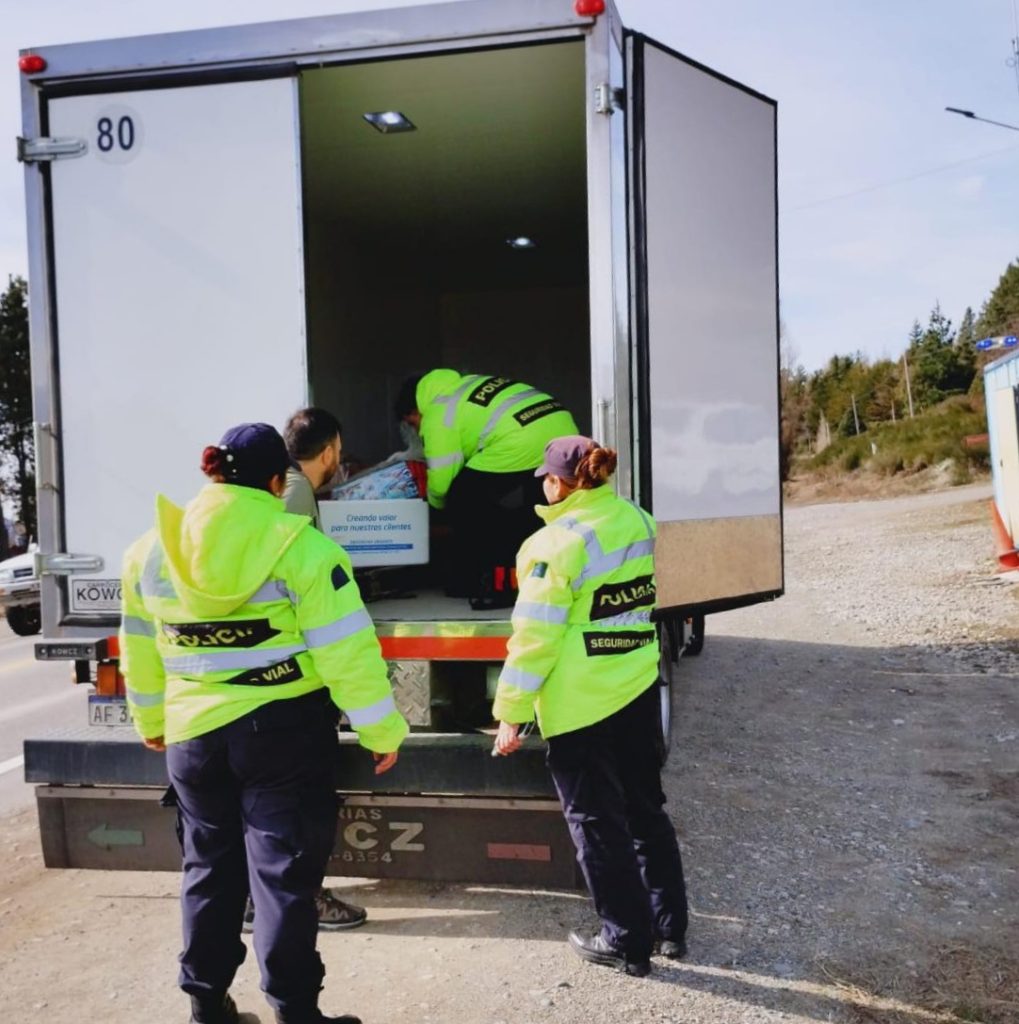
[200, 445, 226, 478]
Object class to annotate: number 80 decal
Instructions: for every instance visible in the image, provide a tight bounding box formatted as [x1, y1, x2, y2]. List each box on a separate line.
[94, 104, 144, 164]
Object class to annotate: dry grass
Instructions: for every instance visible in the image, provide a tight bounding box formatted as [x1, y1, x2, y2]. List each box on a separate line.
[784, 464, 988, 507]
[818, 946, 1019, 1024]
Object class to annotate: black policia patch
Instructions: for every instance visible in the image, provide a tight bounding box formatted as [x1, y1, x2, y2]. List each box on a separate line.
[468, 376, 516, 408]
[514, 399, 563, 427]
[162, 619, 280, 649]
[583, 630, 656, 657]
[331, 565, 349, 590]
[226, 656, 303, 687]
[590, 575, 656, 621]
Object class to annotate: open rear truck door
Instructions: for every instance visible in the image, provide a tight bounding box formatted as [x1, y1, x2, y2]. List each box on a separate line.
[34, 76, 309, 632]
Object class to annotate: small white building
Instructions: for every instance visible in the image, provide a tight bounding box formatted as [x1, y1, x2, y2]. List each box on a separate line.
[983, 343, 1019, 546]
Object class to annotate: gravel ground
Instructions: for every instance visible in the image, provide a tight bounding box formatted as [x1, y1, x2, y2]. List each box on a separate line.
[0, 483, 1016, 1024]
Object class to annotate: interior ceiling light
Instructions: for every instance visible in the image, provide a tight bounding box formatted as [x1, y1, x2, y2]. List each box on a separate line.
[363, 111, 416, 134]
[507, 237, 537, 250]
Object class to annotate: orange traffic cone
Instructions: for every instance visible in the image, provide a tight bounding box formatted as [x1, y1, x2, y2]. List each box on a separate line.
[990, 501, 1019, 571]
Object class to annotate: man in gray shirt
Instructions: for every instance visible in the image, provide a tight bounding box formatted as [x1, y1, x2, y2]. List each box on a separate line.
[282, 407, 343, 529]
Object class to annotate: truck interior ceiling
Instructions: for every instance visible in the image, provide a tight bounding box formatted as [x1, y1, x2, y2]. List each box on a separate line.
[299, 40, 591, 470]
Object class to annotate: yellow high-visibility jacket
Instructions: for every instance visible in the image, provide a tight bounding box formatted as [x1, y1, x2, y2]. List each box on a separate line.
[416, 369, 578, 509]
[492, 484, 659, 738]
[119, 483, 408, 752]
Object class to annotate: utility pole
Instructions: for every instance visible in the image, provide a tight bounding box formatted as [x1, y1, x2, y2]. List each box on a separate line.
[902, 353, 915, 418]
[851, 393, 861, 435]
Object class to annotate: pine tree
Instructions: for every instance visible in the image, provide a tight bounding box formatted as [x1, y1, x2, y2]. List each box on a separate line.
[977, 259, 1019, 339]
[910, 302, 975, 408]
[957, 306, 976, 349]
[0, 276, 35, 535]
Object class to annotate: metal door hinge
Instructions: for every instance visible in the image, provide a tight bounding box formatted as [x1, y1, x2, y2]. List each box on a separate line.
[17, 136, 87, 163]
[594, 83, 624, 115]
[34, 552, 105, 577]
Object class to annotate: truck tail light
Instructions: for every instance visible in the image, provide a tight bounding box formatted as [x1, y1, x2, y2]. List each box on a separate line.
[575, 0, 606, 15]
[19, 54, 47, 74]
[95, 661, 125, 697]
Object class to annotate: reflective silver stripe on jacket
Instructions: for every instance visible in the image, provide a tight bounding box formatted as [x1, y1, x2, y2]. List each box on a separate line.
[476, 388, 542, 451]
[597, 610, 653, 628]
[126, 687, 164, 708]
[499, 664, 545, 692]
[163, 644, 307, 676]
[303, 609, 373, 649]
[139, 543, 177, 599]
[558, 516, 655, 590]
[345, 694, 397, 727]
[437, 374, 486, 428]
[426, 452, 465, 471]
[513, 601, 569, 625]
[249, 579, 298, 605]
[581, 539, 656, 587]
[122, 614, 156, 638]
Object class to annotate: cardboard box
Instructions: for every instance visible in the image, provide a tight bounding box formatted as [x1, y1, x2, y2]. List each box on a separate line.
[318, 499, 429, 568]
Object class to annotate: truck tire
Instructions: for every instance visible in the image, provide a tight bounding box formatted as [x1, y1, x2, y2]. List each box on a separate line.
[6, 604, 41, 637]
[654, 621, 676, 766]
[684, 614, 705, 657]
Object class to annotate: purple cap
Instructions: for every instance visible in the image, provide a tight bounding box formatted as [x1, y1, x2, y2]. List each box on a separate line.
[218, 423, 290, 486]
[534, 435, 596, 480]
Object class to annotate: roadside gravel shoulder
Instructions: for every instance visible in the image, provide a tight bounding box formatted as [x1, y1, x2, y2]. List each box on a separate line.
[0, 483, 1016, 1024]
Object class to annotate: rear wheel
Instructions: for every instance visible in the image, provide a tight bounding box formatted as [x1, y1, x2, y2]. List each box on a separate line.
[6, 604, 41, 636]
[654, 621, 677, 765]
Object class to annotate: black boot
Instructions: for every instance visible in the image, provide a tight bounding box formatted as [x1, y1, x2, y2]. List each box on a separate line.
[568, 930, 651, 977]
[275, 1009, 362, 1024]
[190, 992, 239, 1024]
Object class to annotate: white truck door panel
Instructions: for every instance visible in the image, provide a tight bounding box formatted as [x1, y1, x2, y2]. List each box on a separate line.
[628, 37, 782, 609]
[47, 78, 307, 620]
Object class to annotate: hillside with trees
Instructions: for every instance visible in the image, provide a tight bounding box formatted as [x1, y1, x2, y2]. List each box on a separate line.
[782, 256, 1019, 498]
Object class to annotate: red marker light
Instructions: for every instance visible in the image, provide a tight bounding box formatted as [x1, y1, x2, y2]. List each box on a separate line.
[574, 0, 606, 14]
[19, 54, 47, 74]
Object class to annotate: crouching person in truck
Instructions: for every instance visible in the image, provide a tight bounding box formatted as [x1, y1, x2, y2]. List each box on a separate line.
[492, 436, 689, 978]
[395, 369, 578, 608]
[118, 422, 408, 1024]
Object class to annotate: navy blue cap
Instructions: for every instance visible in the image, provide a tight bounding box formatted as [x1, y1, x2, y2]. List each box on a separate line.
[218, 423, 290, 486]
[534, 435, 596, 480]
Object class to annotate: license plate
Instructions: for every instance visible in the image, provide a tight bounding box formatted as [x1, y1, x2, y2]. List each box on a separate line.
[88, 695, 131, 727]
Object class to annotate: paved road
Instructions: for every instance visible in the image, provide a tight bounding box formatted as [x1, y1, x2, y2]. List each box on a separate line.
[0, 618, 83, 817]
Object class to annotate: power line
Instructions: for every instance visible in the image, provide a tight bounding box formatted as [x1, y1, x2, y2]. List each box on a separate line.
[788, 143, 1019, 212]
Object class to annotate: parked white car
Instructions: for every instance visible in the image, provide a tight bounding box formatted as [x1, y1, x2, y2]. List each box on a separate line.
[0, 546, 41, 636]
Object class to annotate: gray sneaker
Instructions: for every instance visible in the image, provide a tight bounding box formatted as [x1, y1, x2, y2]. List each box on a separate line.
[242, 891, 367, 933]
[315, 889, 368, 931]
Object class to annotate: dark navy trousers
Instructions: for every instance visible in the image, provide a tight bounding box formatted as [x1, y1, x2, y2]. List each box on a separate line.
[166, 690, 339, 1015]
[546, 682, 689, 962]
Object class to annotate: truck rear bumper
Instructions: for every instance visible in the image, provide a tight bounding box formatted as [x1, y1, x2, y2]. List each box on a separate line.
[26, 730, 580, 887]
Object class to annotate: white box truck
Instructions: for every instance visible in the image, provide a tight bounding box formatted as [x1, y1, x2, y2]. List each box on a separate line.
[19, 0, 782, 882]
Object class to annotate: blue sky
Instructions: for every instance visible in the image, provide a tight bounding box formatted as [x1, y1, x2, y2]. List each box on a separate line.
[2, 0, 1018, 371]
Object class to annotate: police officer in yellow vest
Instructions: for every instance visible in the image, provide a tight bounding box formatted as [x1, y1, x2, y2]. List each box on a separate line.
[119, 423, 408, 1024]
[493, 436, 688, 977]
[395, 369, 578, 607]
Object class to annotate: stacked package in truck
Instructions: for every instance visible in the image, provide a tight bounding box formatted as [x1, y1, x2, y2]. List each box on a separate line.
[318, 461, 429, 567]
